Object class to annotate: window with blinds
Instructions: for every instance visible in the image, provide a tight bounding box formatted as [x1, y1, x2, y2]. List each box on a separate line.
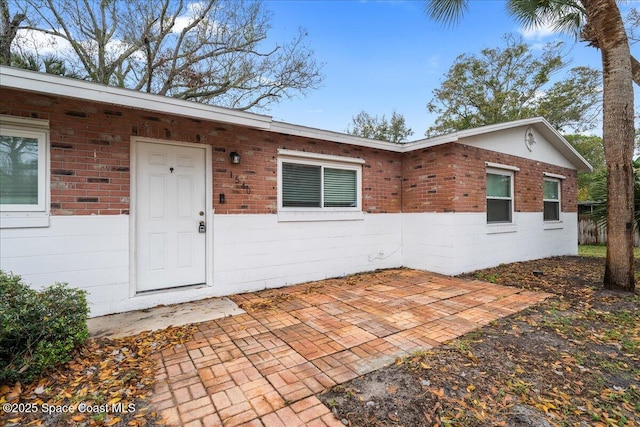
[282, 163, 321, 207]
[281, 161, 359, 210]
[324, 168, 357, 207]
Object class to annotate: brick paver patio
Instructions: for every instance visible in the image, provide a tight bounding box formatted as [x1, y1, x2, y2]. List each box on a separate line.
[149, 269, 551, 426]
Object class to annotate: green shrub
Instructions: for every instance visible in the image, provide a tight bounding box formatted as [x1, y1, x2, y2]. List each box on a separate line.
[0, 271, 89, 384]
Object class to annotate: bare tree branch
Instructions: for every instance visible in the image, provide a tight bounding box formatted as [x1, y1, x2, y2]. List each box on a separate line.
[16, 0, 322, 110]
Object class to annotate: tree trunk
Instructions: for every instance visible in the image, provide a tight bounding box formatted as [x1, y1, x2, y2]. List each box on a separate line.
[583, 0, 636, 292]
[0, 0, 26, 66]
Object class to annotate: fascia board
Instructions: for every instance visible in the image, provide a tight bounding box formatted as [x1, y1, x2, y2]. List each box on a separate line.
[270, 121, 404, 152]
[0, 66, 272, 130]
[401, 134, 459, 151]
[404, 118, 543, 152]
[531, 119, 593, 173]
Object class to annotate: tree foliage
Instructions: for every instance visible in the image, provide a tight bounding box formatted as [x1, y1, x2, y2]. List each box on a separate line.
[425, 34, 601, 136]
[564, 134, 605, 201]
[9, 52, 79, 76]
[346, 111, 414, 143]
[7, 0, 322, 111]
[589, 158, 640, 230]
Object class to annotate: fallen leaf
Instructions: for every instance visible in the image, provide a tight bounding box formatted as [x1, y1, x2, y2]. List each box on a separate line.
[430, 387, 445, 398]
[104, 416, 121, 426]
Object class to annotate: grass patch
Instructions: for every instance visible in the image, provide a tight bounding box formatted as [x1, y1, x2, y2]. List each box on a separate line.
[578, 244, 640, 258]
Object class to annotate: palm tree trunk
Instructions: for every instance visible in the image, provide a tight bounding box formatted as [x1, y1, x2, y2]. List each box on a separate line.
[583, 0, 635, 292]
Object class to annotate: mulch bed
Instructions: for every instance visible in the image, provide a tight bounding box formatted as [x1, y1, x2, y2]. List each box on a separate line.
[320, 256, 639, 426]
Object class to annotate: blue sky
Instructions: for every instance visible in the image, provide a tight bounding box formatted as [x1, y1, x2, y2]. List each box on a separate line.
[263, 0, 605, 138]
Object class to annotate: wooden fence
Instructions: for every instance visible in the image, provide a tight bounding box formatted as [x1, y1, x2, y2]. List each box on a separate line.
[578, 217, 640, 246]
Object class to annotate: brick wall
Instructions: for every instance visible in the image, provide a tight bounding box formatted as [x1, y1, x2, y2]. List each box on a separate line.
[401, 143, 578, 213]
[1, 89, 402, 215]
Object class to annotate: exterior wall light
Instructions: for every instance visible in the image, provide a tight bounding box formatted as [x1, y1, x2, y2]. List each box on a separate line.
[230, 151, 241, 164]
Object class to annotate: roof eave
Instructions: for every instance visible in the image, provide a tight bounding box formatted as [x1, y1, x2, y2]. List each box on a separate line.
[0, 66, 272, 130]
[269, 121, 404, 152]
[402, 117, 593, 172]
[530, 118, 593, 173]
[0, 67, 596, 172]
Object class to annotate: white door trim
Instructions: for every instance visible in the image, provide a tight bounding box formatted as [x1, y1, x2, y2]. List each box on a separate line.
[129, 137, 213, 297]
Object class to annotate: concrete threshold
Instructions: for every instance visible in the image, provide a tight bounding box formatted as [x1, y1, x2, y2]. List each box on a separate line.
[87, 297, 245, 339]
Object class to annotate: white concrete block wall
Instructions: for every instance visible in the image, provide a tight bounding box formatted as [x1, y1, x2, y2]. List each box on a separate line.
[401, 213, 458, 274]
[402, 212, 579, 275]
[0, 216, 130, 316]
[212, 213, 404, 295]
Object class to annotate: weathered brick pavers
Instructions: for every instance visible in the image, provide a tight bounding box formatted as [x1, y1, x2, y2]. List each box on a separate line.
[149, 269, 551, 426]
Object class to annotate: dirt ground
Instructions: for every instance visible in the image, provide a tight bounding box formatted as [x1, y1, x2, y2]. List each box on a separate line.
[319, 256, 640, 427]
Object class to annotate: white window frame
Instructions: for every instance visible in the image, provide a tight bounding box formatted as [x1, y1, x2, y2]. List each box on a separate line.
[0, 115, 50, 228]
[277, 149, 364, 222]
[543, 176, 562, 225]
[486, 167, 516, 232]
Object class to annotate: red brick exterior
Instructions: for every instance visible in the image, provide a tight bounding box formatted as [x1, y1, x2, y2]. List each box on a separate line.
[1, 89, 577, 216]
[1, 89, 402, 215]
[402, 143, 577, 214]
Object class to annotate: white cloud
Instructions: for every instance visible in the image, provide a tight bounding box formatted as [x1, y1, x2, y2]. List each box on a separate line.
[529, 42, 547, 51]
[172, 15, 193, 33]
[170, 2, 210, 34]
[15, 28, 73, 57]
[15, 27, 145, 68]
[519, 22, 556, 40]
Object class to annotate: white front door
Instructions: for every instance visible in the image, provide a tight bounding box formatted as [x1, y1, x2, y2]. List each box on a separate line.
[136, 141, 206, 292]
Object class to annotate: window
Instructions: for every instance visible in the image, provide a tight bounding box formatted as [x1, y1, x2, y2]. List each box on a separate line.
[543, 178, 560, 221]
[282, 163, 358, 209]
[278, 149, 363, 221]
[0, 116, 50, 228]
[486, 170, 513, 223]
